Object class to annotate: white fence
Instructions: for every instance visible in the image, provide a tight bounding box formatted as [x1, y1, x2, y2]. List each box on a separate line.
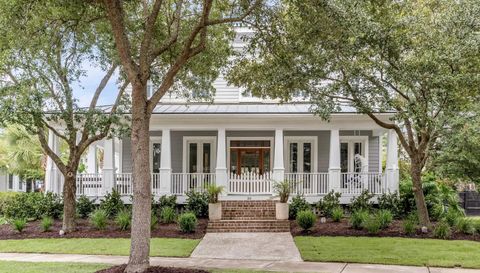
[285, 173, 329, 195]
[228, 171, 273, 195]
[115, 173, 133, 195]
[341, 172, 385, 195]
[171, 173, 215, 195]
[76, 173, 102, 196]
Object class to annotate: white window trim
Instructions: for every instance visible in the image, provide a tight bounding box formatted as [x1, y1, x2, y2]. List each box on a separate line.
[149, 136, 162, 173]
[339, 136, 369, 173]
[226, 136, 274, 173]
[284, 136, 318, 173]
[182, 136, 217, 173]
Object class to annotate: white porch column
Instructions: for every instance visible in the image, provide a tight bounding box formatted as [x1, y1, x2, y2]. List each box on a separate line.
[386, 129, 399, 193]
[272, 129, 285, 183]
[87, 144, 97, 173]
[102, 138, 116, 194]
[329, 129, 341, 193]
[45, 129, 61, 194]
[159, 129, 172, 195]
[215, 128, 228, 195]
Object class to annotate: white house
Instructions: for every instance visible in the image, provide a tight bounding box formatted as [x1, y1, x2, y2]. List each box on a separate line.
[44, 27, 399, 205]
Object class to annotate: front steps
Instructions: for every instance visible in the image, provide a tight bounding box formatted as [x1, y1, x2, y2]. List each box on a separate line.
[207, 200, 290, 232]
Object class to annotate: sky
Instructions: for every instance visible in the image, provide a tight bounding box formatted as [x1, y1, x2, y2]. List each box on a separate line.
[72, 63, 120, 107]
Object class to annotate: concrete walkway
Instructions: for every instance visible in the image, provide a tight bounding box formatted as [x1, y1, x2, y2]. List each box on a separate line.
[0, 253, 479, 273]
[191, 232, 302, 261]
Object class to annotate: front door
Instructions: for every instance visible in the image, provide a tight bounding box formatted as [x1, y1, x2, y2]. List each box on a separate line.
[229, 140, 271, 175]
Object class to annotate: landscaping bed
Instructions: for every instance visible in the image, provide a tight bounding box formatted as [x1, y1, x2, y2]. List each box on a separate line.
[0, 218, 207, 240]
[290, 218, 480, 241]
[97, 265, 209, 273]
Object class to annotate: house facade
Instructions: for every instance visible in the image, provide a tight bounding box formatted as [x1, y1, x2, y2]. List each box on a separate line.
[44, 27, 399, 204]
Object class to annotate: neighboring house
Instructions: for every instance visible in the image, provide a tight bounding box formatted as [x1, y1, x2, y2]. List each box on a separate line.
[44, 26, 399, 204]
[0, 171, 27, 192]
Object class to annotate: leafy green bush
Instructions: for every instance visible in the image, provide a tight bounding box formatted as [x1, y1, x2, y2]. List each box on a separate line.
[151, 212, 158, 230]
[76, 195, 95, 218]
[455, 217, 475, 235]
[444, 209, 463, 227]
[178, 212, 197, 233]
[38, 192, 63, 219]
[99, 189, 124, 218]
[160, 206, 176, 224]
[317, 190, 341, 217]
[115, 209, 131, 231]
[403, 218, 416, 235]
[434, 221, 451, 239]
[376, 210, 393, 229]
[90, 209, 108, 230]
[185, 191, 209, 217]
[0, 192, 19, 215]
[349, 190, 374, 212]
[289, 195, 310, 219]
[40, 216, 53, 232]
[363, 215, 381, 234]
[331, 207, 344, 222]
[12, 218, 27, 232]
[378, 192, 402, 218]
[474, 219, 480, 234]
[157, 195, 177, 209]
[350, 209, 369, 230]
[3, 192, 62, 220]
[296, 210, 316, 231]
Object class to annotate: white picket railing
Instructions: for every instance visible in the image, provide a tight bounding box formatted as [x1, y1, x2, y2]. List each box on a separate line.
[171, 173, 215, 195]
[228, 171, 273, 195]
[115, 173, 133, 195]
[76, 173, 102, 196]
[285, 173, 329, 195]
[341, 172, 385, 195]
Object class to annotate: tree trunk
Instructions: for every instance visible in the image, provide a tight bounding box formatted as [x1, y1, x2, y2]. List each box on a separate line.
[410, 160, 431, 227]
[126, 85, 152, 273]
[62, 172, 77, 233]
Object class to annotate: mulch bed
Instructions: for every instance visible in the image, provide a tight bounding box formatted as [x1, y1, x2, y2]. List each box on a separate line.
[0, 218, 207, 240]
[96, 265, 209, 273]
[290, 218, 480, 242]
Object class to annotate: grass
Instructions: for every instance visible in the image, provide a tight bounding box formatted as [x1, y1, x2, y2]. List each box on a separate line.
[0, 238, 200, 257]
[295, 236, 480, 268]
[0, 261, 108, 273]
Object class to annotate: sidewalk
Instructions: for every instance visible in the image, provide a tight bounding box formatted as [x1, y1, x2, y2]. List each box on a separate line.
[0, 253, 479, 273]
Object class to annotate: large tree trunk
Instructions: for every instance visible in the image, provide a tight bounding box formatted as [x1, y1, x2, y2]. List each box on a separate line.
[126, 85, 152, 273]
[410, 160, 431, 227]
[62, 172, 77, 233]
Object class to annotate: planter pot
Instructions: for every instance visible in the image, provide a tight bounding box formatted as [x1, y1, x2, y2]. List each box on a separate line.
[276, 202, 289, 220]
[208, 203, 222, 221]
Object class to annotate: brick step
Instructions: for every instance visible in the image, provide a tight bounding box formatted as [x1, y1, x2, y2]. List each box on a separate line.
[221, 216, 277, 220]
[207, 220, 290, 233]
[221, 208, 275, 220]
[220, 200, 276, 209]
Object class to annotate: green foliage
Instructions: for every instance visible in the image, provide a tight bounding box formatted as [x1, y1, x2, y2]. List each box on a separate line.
[349, 190, 374, 212]
[115, 209, 131, 231]
[363, 215, 381, 235]
[317, 190, 341, 217]
[151, 212, 158, 231]
[39, 192, 63, 219]
[296, 210, 316, 231]
[12, 218, 26, 232]
[99, 190, 124, 218]
[289, 195, 310, 219]
[474, 219, 480, 234]
[206, 184, 224, 203]
[273, 180, 291, 203]
[0, 192, 18, 216]
[160, 206, 176, 224]
[331, 207, 343, 222]
[76, 195, 95, 219]
[3, 192, 62, 220]
[434, 221, 451, 239]
[178, 212, 197, 233]
[376, 210, 393, 229]
[378, 192, 402, 218]
[444, 209, 463, 227]
[89, 209, 108, 230]
[455, 217, 475, 235]
[403, 218, 416, 235]
[40, 216, 53, 232]
[350, 210, 369, 230]
[157, 195, 177, 210]
[185, 191, 209, 218]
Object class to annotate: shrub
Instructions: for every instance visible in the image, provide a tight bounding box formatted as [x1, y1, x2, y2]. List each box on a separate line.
[90, 209, 108, 230]
[376, 210, 393, 229]
[444, 209, 462, 227]
[350, 209, 369, 230]
[38, 192, 63, 219]
[40, 216, 53, 232]
[434, 221, 451, 239]
[331, 207, 344, 222]
[151, 212, 158, 230]
[4, 192, 62, 220]
[178, 212, 197, 233]
[289, 195, 310, 219]
[273, 180, 291, 203]
[317, 190, 341, 217]
[115, 209, 131, 231]
[206, 185, 224, 203]
[76, 195, 95, 218]
[185, 191, 209, 218]
[474, 219, 480, 234]
[349, 190, 374, 212]
[378, 192, 402, 218]
[157, 195, 177, 209]
[0, 192, 19, 216]
[160, 206, 176, 224]
[403, 219, 416, 235]
[12, 218, 27, 232]
[363, 215, 381, 234]
[296, 210, 316, 231]
[99, 189, 124, 218]
[455, 217, 475, 235]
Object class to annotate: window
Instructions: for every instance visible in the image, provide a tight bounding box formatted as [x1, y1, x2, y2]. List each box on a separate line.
[150, 137, 162, 173]
[285, 137, 317, 173]
[228, 139, 272, 175]
[184, 137, 216, 173]
[8, 174, 13, 190]
[339, 136, 368, 173]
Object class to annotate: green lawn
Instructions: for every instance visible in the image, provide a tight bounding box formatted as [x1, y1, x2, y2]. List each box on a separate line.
[295, 236, 480, 268]
[0, 261, 108, 273]
[0, 238, 200, 257]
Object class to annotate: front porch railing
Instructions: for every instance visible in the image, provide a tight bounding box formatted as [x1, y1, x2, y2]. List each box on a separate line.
[228, 171, 273, 195]
[76, 173, 102, 196]
[285, 173, 329, 195]
[171, 173, 214, 195]
[115, 173, 133, 195]
[341, 172, 386, 195]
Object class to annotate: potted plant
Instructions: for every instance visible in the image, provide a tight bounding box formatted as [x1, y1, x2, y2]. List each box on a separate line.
[207, 184, 224, 221]
[273, 180, 291, 220]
